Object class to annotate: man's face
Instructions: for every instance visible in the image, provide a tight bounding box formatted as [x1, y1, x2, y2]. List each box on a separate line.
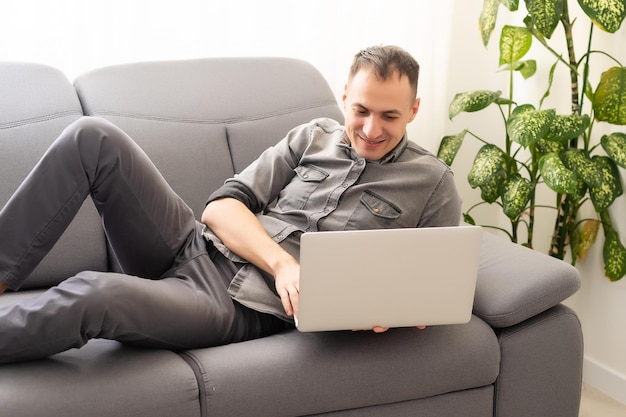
[342, 68, 420, 161]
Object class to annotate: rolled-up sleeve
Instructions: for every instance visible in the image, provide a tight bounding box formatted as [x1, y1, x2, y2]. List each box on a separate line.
[206, 121, 317, 213]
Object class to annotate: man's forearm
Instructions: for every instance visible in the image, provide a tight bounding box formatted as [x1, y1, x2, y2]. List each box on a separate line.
[201, 197, 300, 317]
[201, 198, 296, 278]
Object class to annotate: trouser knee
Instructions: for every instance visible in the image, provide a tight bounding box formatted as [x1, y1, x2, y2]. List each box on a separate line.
[58, 117, 132, 168]
[57, 271, 132, 339]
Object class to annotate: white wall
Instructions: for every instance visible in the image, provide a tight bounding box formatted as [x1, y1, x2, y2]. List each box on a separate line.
[2, 0, 625, 404]
[0, 0, 455, 150]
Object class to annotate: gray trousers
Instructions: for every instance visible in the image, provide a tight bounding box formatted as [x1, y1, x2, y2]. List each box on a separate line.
[0, 117, 286, 363]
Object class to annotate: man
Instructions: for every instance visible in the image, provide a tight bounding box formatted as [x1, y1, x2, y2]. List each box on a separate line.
[0, 45, 461, 363]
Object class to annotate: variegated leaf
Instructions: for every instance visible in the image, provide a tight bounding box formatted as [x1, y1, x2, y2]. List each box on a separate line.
[561, 149, 602, 188]
[589, 156, 623, 211]
[601, 132, 626, 168]
[501, 0, 520, 11]
[502, 173, 533, 219]
[545, 114, 590, 142]
[514, 60, 537, 79]
[437, 130, 468, 166]
[577, 219, 600, 261]
[449, 90, 502, 120]
[524, 0, 564, 38]
[536, 138, 565, 154]
[480, 169, 507, 203]
[463, 212, 476, 225]
[479, 0, 501, 47]
[577, 0, 626, 33]
[593, 66, 626, 125]
[507, 106, 555, 147]
[495, 97, 516, 105]
[603, 230, 626, 281]
[499, 25, 533, 66]
[468, 144, 507, 188]
[539, 152, 580, 195]
[540, 61, 557, 108]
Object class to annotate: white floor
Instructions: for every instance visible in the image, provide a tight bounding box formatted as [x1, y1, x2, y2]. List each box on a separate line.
[579, 383, 626, 417]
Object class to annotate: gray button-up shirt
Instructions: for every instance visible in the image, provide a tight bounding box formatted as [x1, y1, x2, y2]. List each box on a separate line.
[203, 118, 462, 321]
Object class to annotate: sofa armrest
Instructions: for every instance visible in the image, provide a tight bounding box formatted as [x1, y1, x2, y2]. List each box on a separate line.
[473, 231, 581, 328]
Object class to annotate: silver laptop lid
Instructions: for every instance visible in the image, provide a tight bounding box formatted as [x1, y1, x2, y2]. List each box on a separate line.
[296, 226, 482, 332]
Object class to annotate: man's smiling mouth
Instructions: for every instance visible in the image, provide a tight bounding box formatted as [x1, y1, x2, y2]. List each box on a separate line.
[360, 135, 385, 145]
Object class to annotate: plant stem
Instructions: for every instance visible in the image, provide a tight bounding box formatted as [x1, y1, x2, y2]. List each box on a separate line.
[561, 2, 580, 121]
[548, 2, 582, 260]
[527, 201, 535, 249]
[550, 194, 574, 259]
[511, 218, 519, 243]
[599, 210, 613, 232]
[526, 142, 540, 249]
[506, 66, 514, 158]
[578, 22, 594, 119]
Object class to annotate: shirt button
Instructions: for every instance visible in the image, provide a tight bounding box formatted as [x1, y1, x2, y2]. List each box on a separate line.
[303, 174, 309, 179]
[373, 208, 380, 213]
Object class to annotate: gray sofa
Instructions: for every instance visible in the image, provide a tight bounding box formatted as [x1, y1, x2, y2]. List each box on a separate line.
[0, 57, 583, 417]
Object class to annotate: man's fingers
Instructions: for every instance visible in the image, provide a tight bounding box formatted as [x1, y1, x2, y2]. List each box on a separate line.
[280, 295, 293, 317]
[352, 326, 425, 332]
[290, 286, 299, 319]
[279, 286, 299, 318]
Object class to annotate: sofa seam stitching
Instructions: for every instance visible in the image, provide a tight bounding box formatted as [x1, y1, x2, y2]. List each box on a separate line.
[473, 280, 580, 326]
[178, 351, 208, 417]
[85, 100, 338, 124]
[0, 110, 83, 130]
[497, 309, 580, 343]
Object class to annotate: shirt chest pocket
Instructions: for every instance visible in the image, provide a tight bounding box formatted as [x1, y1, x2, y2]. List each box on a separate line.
[346, 191, 402, 229]
[277, 165, 329, 211]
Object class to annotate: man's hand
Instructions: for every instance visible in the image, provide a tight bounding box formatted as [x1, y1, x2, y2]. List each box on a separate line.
[0, 282, 7, 295]
[274, 261, 300, 318]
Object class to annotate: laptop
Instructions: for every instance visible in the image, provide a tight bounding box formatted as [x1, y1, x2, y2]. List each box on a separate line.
[295, 225, 482, 332]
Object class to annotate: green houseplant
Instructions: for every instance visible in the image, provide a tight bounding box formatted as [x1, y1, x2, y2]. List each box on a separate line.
[438, 0, 626, 281]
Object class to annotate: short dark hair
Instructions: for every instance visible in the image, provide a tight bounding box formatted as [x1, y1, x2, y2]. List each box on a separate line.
[349, 45, 420, 99]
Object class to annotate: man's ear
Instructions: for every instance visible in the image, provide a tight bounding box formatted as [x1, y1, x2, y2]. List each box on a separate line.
[408, 97, 421, 122]
[342, 84, 348, 105]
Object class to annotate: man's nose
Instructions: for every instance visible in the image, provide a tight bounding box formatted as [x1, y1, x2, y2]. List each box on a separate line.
[363, 116, 382, 139]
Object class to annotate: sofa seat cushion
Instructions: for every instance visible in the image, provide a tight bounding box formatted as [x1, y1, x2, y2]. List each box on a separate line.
[305, 386, 494, 417]
[0, 291, 202, 417]
[181, 316, 499, 417]
[1, 340, 202, 417]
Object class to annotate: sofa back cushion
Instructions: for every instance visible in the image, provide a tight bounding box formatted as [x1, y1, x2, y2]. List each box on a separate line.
[74, 57, 344, 218]
[0, 62, 108, 290]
